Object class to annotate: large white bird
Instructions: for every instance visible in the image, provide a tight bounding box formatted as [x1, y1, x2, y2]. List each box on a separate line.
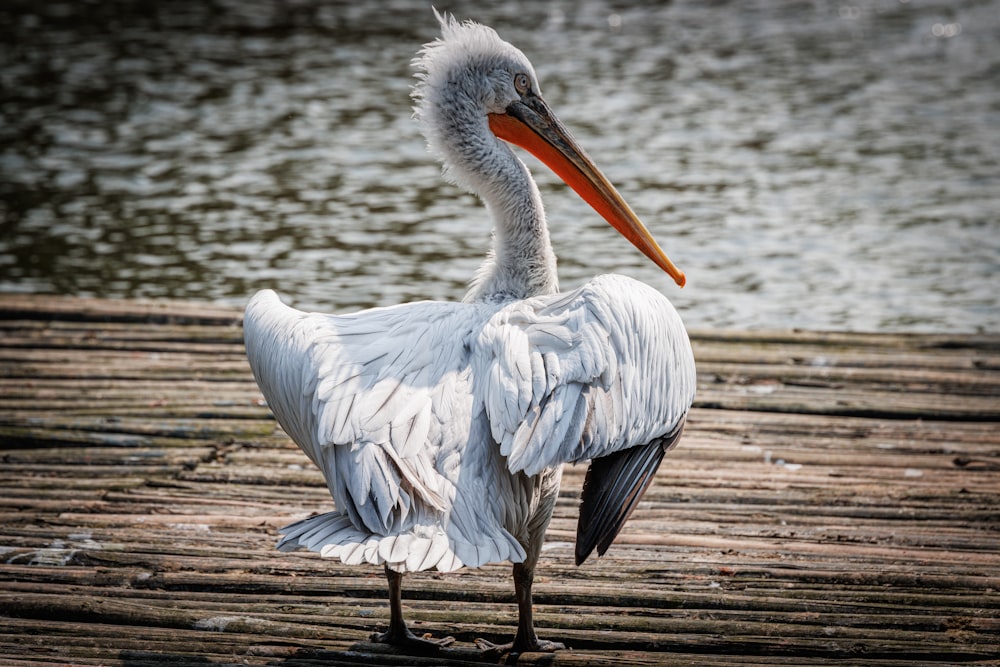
[244, 12, 696, 655]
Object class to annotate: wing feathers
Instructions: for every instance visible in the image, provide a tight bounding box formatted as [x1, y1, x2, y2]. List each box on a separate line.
[575, 417, 687, 565]
[478, 274, 695, 476]
[248, 273, 695, 576]
[278, 513, 513, 573]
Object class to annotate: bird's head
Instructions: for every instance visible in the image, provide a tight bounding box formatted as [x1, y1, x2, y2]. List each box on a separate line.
[412, 10, 540, 123]
[412, 11, 686, 288]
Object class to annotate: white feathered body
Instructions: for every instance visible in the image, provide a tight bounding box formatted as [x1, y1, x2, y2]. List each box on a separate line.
[244, 273, 695, 574]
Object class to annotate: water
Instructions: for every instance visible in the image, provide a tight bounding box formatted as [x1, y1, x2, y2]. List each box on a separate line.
[2, 0, 998, 332]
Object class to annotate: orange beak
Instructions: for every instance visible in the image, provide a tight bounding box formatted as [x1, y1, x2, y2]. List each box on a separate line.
[488, 94, 685, 287]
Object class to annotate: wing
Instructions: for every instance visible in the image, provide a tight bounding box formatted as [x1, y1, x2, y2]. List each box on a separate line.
[244, 290, 488, 540]
[574, 417, 686, 565]
[476, 273, 696, 477]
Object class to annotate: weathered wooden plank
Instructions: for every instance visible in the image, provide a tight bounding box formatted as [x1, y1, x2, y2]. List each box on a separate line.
[0, 294, 242, 325]
[0, 415, 275, 441]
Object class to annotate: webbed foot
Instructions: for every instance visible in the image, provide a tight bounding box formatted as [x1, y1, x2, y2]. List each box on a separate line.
[371, 626, 455, 651]
[475, 636, 566, 657]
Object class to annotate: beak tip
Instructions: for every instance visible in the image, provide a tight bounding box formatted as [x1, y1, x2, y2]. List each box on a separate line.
[676, 273, 687, 288]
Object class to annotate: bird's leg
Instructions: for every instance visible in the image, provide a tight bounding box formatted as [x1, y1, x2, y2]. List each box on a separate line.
[476, 562, 566, 655]
[511, 561, 566, 653]
[370, 565, 454, 650]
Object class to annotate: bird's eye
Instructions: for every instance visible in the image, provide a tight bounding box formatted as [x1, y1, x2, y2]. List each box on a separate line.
[513, 73, 530, 94]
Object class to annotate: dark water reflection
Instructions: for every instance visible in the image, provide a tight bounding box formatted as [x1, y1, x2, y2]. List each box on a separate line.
[1, 0, 998, 332]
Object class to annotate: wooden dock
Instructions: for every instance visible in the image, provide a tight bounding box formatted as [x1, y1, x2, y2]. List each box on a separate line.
[1, 293, 998, 666]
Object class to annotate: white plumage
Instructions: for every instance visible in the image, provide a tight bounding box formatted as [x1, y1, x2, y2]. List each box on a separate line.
[244, 11, 695, 654]
[246, 275, 693, 571]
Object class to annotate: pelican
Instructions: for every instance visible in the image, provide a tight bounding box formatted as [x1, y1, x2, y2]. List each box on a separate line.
[244, 12, 695, 655]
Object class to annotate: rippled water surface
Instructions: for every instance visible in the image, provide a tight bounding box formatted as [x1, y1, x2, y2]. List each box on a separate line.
[2, 0, 998, 331]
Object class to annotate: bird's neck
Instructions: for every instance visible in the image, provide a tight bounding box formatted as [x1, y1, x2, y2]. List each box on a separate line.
[462, 145, 559, 303]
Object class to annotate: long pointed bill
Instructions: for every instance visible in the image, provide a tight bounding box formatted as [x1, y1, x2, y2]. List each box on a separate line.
[488, 96, 685, 287]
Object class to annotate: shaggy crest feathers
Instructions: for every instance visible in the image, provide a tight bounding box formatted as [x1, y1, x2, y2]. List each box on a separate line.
[411, 10, 540, 175]
[412, 10, 539, 113]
